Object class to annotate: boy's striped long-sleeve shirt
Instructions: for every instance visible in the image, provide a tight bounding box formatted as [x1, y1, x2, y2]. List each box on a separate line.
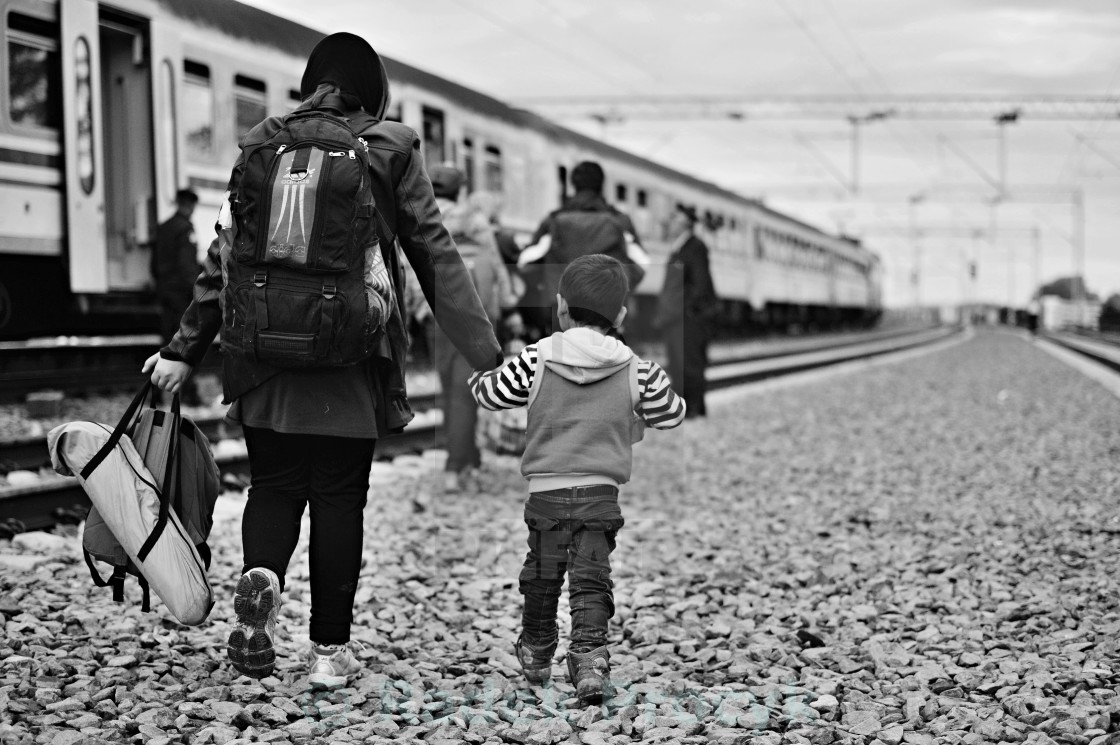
[469, 342, 687, 429]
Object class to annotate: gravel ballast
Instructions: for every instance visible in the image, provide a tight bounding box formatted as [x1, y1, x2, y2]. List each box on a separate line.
[2, 329, 1118, 745]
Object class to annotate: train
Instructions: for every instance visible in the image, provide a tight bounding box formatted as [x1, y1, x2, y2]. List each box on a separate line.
[0, 0, 882, 342]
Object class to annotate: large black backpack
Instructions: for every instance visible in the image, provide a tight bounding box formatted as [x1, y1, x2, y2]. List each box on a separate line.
[223, 106, 387, 367]
[541, 209, 642, 306]
[549, 209, 630, 267]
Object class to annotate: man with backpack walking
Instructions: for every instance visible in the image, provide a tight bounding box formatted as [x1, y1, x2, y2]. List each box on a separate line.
[143, 32, 502, 689]
[517, 161, 649, 336]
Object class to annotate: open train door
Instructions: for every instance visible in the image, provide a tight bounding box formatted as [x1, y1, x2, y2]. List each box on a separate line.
[60, 0, 108, 293]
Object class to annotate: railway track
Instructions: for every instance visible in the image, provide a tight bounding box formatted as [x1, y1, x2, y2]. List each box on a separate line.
[0, 324, 961, 532]
[0, 335, 221, 402]
[0, 324, 931, 402]
[1041, 330, 1120, 373]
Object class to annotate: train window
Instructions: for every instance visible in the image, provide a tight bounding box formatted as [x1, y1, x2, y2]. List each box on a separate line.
[615, 183, 628, 203]
[182, 60, 213, 159]
[384, 102, 401, 123]
[463, 137, 475, 193]
[234, 73, 267, 140]
[484, 145, 502, 193]
[636, 189, 647, 208]
[288, 88, 302, 104]
[730, 217, 738, 231]
[6, 12, 61, 129]
[422, 106, 445, 165]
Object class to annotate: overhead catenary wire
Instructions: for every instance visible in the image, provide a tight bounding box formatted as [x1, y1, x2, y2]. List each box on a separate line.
[530, 0, 664, 85]
[443, 0, 644, 94]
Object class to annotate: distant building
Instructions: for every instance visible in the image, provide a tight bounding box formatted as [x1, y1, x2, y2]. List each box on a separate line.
[1039, 295, 1101, 330]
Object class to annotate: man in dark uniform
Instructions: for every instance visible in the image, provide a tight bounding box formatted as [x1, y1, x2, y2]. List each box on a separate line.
[152, 188, 202, 405]
[653, 204, 718, 417]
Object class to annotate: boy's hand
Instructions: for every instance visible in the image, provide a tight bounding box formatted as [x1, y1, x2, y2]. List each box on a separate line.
[142, 353, 193, 393]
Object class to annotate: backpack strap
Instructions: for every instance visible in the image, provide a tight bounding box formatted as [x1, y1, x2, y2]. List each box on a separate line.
[252, 271, 270, 330]
[135, 573, 151, 613]
[316, 283, 338, 359]
[84, 548, 113, 588]
[84, 549, 130, 603]
[110, 566, 128, 603]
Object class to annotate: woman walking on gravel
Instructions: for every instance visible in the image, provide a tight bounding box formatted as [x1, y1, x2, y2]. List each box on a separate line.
[144, 32, 501, 688]
[469, 255, 686, 704]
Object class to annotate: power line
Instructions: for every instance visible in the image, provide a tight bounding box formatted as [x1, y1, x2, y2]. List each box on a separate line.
[771, 0, 867, 95]
[443, 0, 641, 93]
[512, 95, 1120, 120]
[530, 0, 662, 85]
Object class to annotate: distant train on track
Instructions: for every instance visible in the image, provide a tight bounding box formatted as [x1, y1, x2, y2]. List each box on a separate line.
[0, 0, 882, 341]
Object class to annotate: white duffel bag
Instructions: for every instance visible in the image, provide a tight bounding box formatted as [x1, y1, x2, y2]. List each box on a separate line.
[48, 412, 214, 626]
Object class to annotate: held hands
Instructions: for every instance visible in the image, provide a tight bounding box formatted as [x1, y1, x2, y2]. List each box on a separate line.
[142, 352, 193, 393]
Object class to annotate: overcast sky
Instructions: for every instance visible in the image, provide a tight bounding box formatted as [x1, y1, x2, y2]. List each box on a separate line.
[239, 0, 1120, 308]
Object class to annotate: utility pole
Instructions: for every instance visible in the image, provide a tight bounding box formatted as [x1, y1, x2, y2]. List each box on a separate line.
[1032, 227, 1041, 302]
[994, 109, 1020, 197]
[1072, 187, 1085, 310]
[846, 110, 894, 194]
[908, 193, 924, 307]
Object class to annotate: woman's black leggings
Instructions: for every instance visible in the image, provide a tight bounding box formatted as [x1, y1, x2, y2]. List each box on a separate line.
[241, 426, 375, 645]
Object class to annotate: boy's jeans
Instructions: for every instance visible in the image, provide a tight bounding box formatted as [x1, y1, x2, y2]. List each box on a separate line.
[519, 486, 625, 653]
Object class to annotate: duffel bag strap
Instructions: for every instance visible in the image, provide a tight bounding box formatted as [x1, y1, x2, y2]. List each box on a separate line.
[80, 381, 153, 480]
[136, 395, 180, 563]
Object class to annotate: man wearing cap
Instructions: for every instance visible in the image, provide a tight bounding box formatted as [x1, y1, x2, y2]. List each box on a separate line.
[152, 188, 202, 405]
[653, 204, 718, 418]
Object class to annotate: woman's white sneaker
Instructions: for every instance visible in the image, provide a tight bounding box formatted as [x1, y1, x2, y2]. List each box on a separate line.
[307, 641, 363, 689]
[226, 567, 282, 679]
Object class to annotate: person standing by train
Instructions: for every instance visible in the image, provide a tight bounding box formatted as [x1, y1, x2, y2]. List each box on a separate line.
[142, 33, 502, 689]
[429, 165, 512, 493]
[151, 188, 202, 406]
[653, 205, 718, 418]
[518, 161, 649, 336]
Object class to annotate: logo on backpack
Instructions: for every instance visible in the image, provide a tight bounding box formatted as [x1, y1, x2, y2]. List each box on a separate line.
[222, 108, 391, 367]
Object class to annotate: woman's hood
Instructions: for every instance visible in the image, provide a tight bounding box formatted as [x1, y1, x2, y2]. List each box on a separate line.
[300, 32, 390, 119]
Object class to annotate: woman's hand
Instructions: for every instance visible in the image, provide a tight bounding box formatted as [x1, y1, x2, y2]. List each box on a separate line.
[142, 353, 193, 393]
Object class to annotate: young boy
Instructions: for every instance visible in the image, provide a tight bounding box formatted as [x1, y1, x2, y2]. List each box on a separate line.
[469, 254, 686, 704]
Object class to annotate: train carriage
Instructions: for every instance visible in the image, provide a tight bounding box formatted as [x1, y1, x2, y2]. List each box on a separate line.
[0, 0, 880, 341]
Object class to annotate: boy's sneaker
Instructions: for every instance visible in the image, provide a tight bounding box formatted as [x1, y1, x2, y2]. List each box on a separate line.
[308, 642, 363, 689]
[226, 567, 281, 679]
[514, 635, 556, 684]
[567, 645, 611, 704]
